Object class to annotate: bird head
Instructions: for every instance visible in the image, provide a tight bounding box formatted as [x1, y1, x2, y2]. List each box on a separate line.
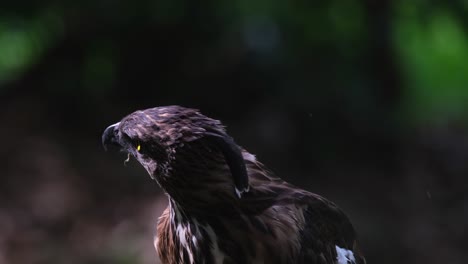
[102, 106, 249, 202]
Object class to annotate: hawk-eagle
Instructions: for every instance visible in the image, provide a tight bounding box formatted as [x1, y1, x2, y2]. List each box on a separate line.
[102, 105, 365, 264]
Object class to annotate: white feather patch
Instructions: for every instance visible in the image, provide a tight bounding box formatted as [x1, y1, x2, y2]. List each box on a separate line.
[243, 152, 257, 162]
[176, 223, 195, 264]
[335, 245, 356, 264]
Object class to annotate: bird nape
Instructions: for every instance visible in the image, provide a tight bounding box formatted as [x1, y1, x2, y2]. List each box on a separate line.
[102, 105, 366, 264]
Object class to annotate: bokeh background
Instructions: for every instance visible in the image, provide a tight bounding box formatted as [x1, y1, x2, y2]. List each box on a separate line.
[1, 1, 468, 263]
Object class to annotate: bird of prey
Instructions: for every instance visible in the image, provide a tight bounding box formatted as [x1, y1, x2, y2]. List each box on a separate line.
[102, 105, 365, 264]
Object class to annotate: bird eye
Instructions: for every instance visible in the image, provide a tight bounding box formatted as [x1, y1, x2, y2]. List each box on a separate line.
[137, 144, 141, 152]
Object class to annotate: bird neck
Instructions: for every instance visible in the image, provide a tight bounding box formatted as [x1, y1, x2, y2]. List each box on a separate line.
[157, 148, 240, 213]
[162, 167, 239, 216]
[168, 198, 189, 223]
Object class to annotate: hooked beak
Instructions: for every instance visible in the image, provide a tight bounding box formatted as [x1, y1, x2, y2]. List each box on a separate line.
[102, 122, 121, 151]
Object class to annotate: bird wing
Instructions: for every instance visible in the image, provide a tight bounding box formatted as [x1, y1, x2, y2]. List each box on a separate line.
[297, 194, 366, 264]
[240, 156, 365, 264]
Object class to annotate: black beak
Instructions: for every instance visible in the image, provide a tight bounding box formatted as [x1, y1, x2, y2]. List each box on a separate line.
[102, 123, 121, 151]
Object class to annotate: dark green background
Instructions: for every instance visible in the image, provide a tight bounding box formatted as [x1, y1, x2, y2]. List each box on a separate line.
[1, 1, 467, 263]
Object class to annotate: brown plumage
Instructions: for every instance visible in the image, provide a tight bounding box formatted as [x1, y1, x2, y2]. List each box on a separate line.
[102, 105, 366, 264]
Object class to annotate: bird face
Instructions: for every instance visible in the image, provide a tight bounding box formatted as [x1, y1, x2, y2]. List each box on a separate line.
[101, 120, 161, 179]
[102, 106, 249, 198]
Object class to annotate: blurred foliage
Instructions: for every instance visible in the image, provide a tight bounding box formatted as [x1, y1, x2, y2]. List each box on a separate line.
[0, 8, 63, 85]
[1, 0, 467, 124]
[394, 1, 468, 123]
